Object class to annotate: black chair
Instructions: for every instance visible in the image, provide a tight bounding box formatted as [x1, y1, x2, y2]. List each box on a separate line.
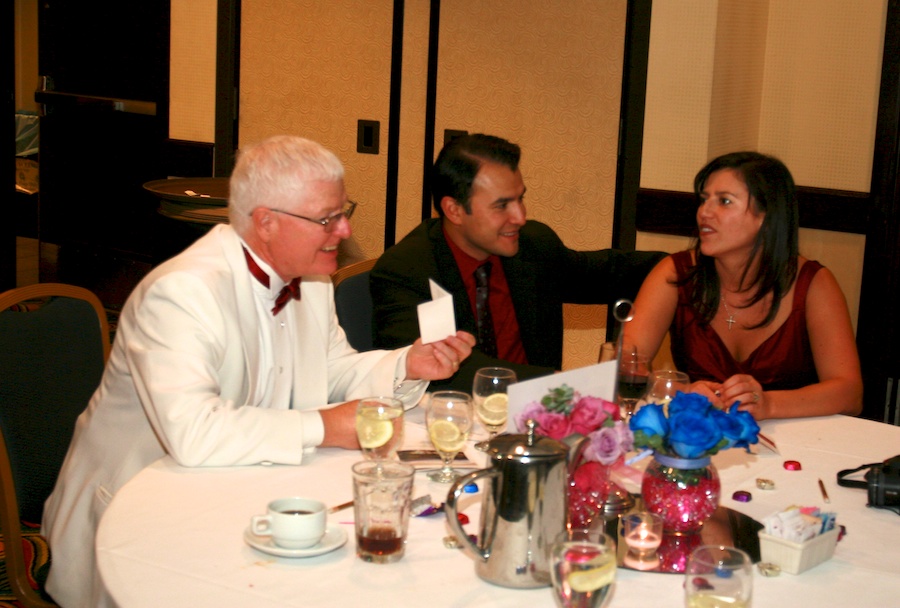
[0, 284, 110, 607]
[331, 259, 378, 351]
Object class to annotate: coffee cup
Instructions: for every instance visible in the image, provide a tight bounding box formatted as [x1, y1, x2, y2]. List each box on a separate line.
[250, 497, 327, 549]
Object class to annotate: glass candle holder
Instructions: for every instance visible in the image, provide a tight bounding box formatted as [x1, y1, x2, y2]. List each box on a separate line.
[621, 512, 663, 570]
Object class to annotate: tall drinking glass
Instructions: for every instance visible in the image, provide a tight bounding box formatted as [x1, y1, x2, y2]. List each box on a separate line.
[425, 390, 473, 483]
[355, 397, 404, 461]
[684, 545, 753, 608]
[550, 528, 617, 608]
[473, 367, 517, 438]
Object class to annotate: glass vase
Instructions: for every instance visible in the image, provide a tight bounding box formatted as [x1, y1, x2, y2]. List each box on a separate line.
[568, 460, 634, 530]
[641, 453, 720, 535]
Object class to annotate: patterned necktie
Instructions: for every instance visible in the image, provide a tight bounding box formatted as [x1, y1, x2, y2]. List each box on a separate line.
[243, 248, 301, 315]
[473, 262, 498, 358]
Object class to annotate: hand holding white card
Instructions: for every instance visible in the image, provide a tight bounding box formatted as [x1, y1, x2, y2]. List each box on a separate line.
[417, 279, 457, 344]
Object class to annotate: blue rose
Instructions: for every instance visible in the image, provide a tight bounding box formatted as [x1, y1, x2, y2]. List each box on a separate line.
[630, 403, 668, 437]
[629, 403, 669, 452]
[667, 391, 713, 417]
[668, 410, 724, 459]
[725, 404, 760, 449]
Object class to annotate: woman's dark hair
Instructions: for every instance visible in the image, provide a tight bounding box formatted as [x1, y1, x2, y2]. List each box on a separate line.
[687, 151, 799, 327]
[431, 134, 521, 216]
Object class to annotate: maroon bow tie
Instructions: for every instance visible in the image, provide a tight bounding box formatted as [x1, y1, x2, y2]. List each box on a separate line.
[243, 247, 302, 315]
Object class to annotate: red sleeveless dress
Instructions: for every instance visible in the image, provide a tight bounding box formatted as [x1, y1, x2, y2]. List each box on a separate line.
[669, 250, 821, 391]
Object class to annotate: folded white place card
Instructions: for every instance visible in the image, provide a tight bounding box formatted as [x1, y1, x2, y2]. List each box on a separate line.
[506, 361, 618, 433]
[417, 279, 457, 344]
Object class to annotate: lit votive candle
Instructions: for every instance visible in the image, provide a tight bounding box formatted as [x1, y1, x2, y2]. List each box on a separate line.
[622, 512, 664, 570]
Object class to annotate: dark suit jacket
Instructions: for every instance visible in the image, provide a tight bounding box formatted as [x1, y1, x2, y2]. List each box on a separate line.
[370, 218, 665, 391]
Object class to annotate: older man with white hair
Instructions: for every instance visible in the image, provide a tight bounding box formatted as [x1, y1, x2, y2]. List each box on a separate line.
[42, 135, 474, 607]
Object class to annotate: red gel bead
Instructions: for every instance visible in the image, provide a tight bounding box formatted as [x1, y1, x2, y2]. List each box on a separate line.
[783, 460, 802, 471]
[732, 490, 752, 502]
[456, 513, 469, 525]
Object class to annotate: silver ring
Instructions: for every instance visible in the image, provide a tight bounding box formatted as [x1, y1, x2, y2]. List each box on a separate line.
[752, 391, 760, 403]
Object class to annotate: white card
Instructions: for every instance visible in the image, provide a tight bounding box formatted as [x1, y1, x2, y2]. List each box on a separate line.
[506, 361, 618, 432]
[417, 279, 457, 344]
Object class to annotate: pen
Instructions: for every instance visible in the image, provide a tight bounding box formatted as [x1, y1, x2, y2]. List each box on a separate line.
[818, 478, 831, 503]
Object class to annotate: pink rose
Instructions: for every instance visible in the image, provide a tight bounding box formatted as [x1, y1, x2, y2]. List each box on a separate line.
[515, 402, 545, 432]
[568, 398, 610, 435]
[533, 411, 572, 440]
[515, 403, 572, 439]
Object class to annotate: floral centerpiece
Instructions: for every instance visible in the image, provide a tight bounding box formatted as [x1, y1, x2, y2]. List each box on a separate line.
[630, 391, 760, 535]
[515, 384, 633, 527]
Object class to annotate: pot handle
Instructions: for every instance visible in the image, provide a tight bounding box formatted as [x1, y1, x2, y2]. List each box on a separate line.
[445, 468, 498, 561]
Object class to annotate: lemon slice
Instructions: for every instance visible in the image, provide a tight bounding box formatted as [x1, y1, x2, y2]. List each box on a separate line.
[567, 561, 615, 593]
[478, 394, 508, 425]
[428, 420, 467, 453]
[357, 416, 393, 449]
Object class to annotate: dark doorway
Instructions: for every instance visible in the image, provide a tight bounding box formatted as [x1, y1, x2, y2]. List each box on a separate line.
[36, 1, 173, 309]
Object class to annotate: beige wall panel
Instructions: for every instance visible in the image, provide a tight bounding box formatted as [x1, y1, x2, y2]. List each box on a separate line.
[707, 0, 768, 159]
[759, 0, 887, 192]
[394, 2, 432, 242]
[240, 0, 394, 264]
[170, 0, 217, 143]
[641, 0, 718, 191]
[435, 0, 627, 371]
[799, 229, 865, 334]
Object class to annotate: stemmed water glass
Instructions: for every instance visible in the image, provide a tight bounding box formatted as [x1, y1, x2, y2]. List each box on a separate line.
[425, 391, 473, 483]
[473, 367, 517, 439]
[646, 370, 690, 409]
[355, 397, 404, 462]
[549, 528, 617, 608]
[617, 351, 652, 421]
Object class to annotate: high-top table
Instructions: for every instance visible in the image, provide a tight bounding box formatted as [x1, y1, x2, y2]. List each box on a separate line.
[95, 414, 900, 607]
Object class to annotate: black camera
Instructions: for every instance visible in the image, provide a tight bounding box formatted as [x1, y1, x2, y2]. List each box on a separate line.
[865, 454, 900, 509]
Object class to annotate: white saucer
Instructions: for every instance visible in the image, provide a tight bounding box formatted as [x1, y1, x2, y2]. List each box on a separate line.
[244, 524, 348, 558]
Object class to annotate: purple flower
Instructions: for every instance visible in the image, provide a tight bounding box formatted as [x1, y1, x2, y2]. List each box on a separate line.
[585, 426, 626, 465]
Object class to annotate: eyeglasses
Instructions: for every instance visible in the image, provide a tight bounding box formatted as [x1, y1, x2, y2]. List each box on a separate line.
[263, 200, 358, 232]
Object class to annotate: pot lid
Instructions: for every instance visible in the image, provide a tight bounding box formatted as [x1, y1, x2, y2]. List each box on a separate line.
[483, 419, 568, 460]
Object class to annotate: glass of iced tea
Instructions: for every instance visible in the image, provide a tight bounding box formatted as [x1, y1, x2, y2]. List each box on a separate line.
[351, 460, 415, 563]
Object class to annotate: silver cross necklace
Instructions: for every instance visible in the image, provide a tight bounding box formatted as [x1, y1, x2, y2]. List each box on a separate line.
[720, 296, 737, 330]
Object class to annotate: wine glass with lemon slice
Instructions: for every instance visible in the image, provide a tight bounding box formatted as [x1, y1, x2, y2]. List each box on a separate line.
[356, 397, 404, 461]
[550, 529, 617, 608]
[425, 390, 473, 483]
[473, 367, 517, 439]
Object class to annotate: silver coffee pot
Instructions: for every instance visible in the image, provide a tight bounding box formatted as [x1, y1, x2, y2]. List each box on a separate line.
[444, 420, 588, 588]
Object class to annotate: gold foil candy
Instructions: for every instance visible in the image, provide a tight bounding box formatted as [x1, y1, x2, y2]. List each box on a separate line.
[758, 562, 781, 577]
[756, 478, 775, 490]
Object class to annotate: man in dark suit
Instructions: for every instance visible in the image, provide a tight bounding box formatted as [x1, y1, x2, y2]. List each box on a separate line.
[370, 133, 665, 391]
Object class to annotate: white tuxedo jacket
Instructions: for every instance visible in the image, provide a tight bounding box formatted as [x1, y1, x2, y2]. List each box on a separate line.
[42, 225, 420, 607]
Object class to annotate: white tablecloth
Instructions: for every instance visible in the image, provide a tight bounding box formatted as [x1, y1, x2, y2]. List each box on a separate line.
[95, 414, 900, 607]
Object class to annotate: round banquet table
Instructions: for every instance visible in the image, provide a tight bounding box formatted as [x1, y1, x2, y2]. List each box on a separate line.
[95, 413, 900, 607]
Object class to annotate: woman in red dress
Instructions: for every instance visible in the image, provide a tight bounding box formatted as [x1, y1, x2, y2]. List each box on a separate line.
[624, 152, 862, 420]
